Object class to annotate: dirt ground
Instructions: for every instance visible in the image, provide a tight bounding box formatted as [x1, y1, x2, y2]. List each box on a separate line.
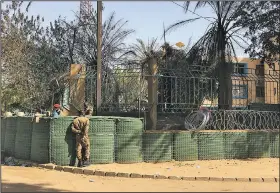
[79, 158, 279, 178]
[2, 166, 279, 192]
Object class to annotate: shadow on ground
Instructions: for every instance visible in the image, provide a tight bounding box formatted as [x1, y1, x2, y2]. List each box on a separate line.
[1, 180, 66, 192]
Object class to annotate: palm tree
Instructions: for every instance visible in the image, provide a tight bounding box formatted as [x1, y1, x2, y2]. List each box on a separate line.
[48, 9, 135, 112]
[166, 1, 249, 110]
[129, 38, 166, 129]
[130, 38, 161, 75]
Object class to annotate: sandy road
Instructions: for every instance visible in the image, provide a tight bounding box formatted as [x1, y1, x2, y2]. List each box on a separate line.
[83, 158, 279, 178]
[1, 166, 279, 192]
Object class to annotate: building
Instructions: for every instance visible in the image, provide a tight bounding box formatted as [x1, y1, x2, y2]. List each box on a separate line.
[202, 57, 280, 109]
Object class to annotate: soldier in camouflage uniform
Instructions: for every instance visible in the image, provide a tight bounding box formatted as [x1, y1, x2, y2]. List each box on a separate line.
[72, 110, 90, 167]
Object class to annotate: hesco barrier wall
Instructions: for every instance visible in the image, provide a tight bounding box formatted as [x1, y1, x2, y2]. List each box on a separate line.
[89, 117, 115, 164]
[31, 118, 51, 163]
[198, 132, 225, 160]
[173, 131, 198, 161]
[224, 131, 248, 159]
[1, 117, 7, 151]
[14, 117, 33, 160]
[115, 118, 143, 163]
[4, 117, 17, 156]
[49, 117, 77, 166]
[143, 131, 173, 162]
[1, 117, 279, 166]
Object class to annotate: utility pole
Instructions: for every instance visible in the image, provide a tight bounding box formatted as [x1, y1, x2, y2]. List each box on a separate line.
[96, 1, 102, 115]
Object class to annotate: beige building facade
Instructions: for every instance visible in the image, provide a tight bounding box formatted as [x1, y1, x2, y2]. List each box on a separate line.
[202, 57, 280, 109]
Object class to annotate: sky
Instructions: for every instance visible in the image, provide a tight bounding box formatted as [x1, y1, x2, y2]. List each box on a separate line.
[2, 1, 249, 57]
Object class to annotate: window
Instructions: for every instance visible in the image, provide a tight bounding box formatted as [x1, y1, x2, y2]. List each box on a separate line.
[256, 86, 265, 98]
[274, 88, 277, 96]
[232, 85, 248, 99]
[233, 63, 248, 75]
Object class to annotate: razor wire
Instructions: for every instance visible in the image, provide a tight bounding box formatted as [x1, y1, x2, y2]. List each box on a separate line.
[184, 108, 211, 130]
[185, 110, 280, 131]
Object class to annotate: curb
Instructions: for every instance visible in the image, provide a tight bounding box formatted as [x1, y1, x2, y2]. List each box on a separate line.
[6, 158, 279, 183]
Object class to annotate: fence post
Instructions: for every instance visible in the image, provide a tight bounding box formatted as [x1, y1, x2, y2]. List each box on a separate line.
[147, 57, 158, 130]
[96, 1, 102, 116]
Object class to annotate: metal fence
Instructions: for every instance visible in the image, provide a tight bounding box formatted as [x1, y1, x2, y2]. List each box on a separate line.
[64, 50, 280, 130]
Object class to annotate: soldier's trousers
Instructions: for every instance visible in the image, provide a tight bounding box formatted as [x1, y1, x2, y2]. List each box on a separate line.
[76, 135, 90, 160]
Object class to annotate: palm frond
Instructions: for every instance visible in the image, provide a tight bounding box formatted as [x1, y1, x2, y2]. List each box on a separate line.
[165, 17, 201, 35]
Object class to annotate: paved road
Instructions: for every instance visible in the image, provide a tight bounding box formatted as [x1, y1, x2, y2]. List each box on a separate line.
[1, 166, 279, 192]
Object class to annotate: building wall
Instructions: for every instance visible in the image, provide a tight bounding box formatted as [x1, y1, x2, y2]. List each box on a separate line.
[264, 63, 279, 104]
[233, 57, 260, 106]
[202, 57, 280, 108]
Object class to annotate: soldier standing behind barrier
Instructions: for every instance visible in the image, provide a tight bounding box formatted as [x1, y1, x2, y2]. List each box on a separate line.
[71, 110, 91, 167]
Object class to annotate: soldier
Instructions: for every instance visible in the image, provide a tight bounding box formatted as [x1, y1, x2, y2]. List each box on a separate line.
[71, 110, 91, 167]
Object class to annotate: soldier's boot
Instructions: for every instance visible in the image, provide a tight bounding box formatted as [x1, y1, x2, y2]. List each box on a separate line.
[83, 159, 90, 167]
[77, 160, 83, 167]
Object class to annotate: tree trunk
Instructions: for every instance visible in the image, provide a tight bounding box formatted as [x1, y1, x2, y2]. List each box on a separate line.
[217, 28, 232, 110]
[147, 57, 158, 130]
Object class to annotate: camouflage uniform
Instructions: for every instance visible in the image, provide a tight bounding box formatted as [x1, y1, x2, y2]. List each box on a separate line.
[72, 117, 90, 162]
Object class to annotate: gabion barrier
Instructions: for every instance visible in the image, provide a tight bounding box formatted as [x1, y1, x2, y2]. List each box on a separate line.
[4, 117, 17, 156]
[198, 131, 225, 160]
[224, 131, 248, 159]
[89, 133, 115, 164]
[1, 117, 279, 167]
[14, 117, 33, 160]
[89, 117, 115, 164]
[173, 131, 198, 161]
[31, 118, 51, 163]
[1, 117, 7, 151]
[49, 117, 77, 166]
[248, 131, 270, 158]
[270, 131, 279, 158]
[143, 131, 173, 163]
[115, 118, 143, 163]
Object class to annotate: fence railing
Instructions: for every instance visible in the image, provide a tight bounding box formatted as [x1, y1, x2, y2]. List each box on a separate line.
[63, 64, 280, 130]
